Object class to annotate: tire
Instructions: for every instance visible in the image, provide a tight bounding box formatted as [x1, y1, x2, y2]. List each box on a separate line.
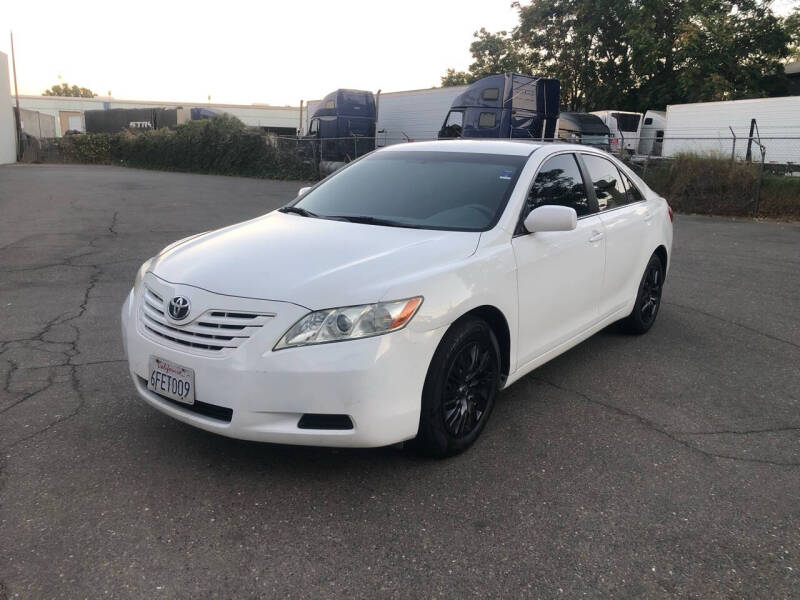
[621, 253, 665, 334]
[411, 316, 501, 457]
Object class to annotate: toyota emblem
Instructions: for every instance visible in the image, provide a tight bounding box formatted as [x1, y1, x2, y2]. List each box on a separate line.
[168, 296, 191, 320]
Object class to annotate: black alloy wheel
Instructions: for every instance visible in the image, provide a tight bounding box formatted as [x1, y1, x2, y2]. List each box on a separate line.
[621, 253, 665, 334]
[639, 260, 663, 326]
[411, 316, 501, 457]
[443, 341, 497, 438]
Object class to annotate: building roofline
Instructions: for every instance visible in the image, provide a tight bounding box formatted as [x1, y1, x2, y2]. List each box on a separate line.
[19, 95, 300, 110]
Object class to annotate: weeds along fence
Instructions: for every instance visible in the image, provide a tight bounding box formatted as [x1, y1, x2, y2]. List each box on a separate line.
[611, 135, 800, 218]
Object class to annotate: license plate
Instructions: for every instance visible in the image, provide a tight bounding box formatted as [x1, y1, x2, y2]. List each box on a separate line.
[148, 356, 195, 404]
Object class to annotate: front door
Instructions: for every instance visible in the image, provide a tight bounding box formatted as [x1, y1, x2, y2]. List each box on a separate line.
[512, 152, 605, 367]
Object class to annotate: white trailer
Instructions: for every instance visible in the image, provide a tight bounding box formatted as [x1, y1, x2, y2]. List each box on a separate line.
[590, 110, 643, 154]
[661, 96, 800, 165]
[375, 85, 466, 146]
[303, 85, 467, 146]
[637, 110, 666, 156]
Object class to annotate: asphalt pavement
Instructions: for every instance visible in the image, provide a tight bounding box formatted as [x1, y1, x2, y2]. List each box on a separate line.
[1, 164, 798, 598]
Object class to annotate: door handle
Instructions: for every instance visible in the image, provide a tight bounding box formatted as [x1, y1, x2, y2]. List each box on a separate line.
[588, 231, 604, 243]
[643, 210, 653, 222]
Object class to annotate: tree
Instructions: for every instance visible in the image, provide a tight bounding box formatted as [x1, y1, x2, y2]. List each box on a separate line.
[441, 28, 526, 86]
[669, 1, 791, 103]
[43, 83, 97, 98]
[441, 68, 472, 87]
[442, 0, 797, 109]
[788, 7, 800, 60]
[515, 0, 636, 111]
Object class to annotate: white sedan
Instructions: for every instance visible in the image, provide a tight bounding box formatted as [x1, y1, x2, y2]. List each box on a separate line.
[121, 140, 673, 456]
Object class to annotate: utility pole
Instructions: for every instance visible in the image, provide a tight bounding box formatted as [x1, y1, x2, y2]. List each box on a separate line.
[10, 31, 22, 161]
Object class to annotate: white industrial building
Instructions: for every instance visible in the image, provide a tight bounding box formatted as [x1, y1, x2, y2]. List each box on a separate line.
[662, 96, 800, 164]
[17, 95, 303, 137]
[0, 52, 17, 164]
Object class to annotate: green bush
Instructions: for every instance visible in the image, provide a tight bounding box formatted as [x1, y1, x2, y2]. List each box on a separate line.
[58, 133, 112, 164]
[55, 115, 315, 180]
[110, 115, 315, 180]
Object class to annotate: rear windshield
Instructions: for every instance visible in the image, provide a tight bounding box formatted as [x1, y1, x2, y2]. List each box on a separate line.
[612, 113, 641, 132]
[294, 151, 527, 231]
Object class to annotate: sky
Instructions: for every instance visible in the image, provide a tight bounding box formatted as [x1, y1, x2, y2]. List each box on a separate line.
[3, 0, 798, 107]
[2, 0, 519, 106]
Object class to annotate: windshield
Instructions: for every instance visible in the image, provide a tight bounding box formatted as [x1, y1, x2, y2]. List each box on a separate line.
[292, 151, 526, 231]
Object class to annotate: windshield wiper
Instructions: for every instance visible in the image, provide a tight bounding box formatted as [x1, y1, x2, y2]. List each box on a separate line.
[326, 215, 422, 228]
[278, 206, 318, 218]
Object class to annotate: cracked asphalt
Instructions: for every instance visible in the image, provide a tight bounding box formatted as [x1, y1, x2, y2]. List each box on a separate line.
[1, 164, 799, 599]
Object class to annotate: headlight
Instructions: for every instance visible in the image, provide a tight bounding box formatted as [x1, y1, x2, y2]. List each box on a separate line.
[134, 258, 153, 292]
[274, 297, 422, 350]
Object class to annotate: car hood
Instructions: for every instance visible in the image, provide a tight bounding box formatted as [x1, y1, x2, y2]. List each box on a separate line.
[149, 211, 481, 309]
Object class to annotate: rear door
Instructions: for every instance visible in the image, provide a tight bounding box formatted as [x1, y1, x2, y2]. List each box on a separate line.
[579, 153, 650, 318]
[512, 152, 605, 366]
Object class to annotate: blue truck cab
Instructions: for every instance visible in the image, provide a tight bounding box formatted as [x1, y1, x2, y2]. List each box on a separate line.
[304, 89, 376, 166]
[438, 73, 560, 140]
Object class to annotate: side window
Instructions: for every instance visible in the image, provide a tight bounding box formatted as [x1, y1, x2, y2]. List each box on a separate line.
[445, 111, 463, 128]
[621, 171, 645, 203]
[581, 154, 628, 211]
[478, 112, 496, 128]
[524, 154, 592, 219]
[482, 88, 500, 101]
[441, 111, 464, 138]
[308, 119, 319, 135]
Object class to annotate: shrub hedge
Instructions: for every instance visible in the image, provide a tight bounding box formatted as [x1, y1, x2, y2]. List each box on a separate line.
[56, 115, 315, 180]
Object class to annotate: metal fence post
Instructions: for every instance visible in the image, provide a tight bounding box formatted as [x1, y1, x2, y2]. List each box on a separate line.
[752, 137, 766, 214]
[729, 126, 736, 165]
[745, 118, 756, 162]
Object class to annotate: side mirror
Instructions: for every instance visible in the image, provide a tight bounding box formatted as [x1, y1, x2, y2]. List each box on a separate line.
[297, 186, 312, 197]
[524, 205, 578, 233]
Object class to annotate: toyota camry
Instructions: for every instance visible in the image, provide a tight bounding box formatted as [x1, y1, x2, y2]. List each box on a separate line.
[121, 140, 673, 456]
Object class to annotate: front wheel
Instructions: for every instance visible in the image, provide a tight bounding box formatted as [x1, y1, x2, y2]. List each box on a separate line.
[411, 316, 501, 457]
[621, 253, 665, 334]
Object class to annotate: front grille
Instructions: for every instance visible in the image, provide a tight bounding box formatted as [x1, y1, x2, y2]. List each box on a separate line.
[140, 285, 273, 353]
[139, 377, 233, 422]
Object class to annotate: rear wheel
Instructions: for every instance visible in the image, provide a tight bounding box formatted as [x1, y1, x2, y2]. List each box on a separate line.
[411, 316, 501, 457]
[621, 253, 664, 334]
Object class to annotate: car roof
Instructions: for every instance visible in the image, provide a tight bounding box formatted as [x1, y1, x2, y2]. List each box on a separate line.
[378, 139, 547, 157]
[375, 140, 625, 163]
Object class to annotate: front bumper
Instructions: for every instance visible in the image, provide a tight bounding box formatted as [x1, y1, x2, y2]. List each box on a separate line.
[121, 283, 444, 447]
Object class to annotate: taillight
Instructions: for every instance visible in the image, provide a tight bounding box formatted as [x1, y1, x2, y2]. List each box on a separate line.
[667, 203, 674, 222]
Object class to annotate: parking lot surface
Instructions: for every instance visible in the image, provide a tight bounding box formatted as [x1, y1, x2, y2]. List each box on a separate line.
[1, 164, 798, 598]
